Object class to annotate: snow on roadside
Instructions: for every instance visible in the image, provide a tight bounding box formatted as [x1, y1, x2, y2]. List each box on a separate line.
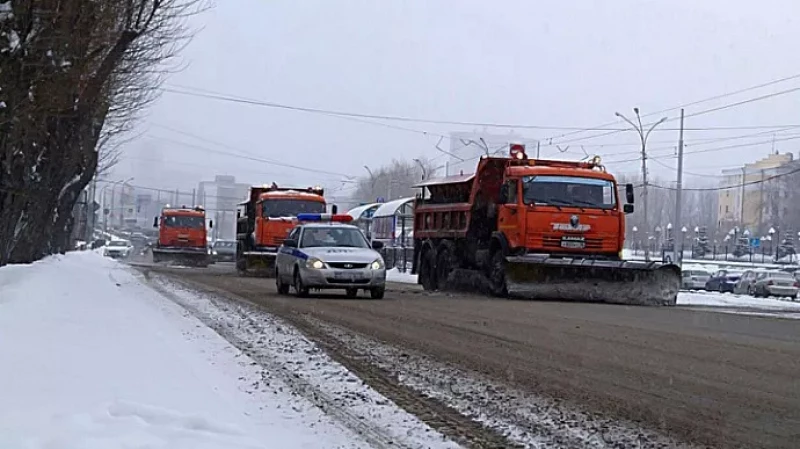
[148, 273, 462, 449]
[0, 252, 373, 449]
[386, 268, 418, 284]
[677, 291, 800, 310]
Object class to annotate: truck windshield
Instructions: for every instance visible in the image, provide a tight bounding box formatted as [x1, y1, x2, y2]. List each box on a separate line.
[522, 175, 616, 209]
[262, 199, 325, 218]
[163, 216, 204, 228]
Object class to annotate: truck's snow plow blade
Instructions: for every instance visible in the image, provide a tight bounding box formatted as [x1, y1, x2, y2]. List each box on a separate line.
[152, 248, 210, 267]
[504, 255, 681, 306]
[236, 250, 277, 277]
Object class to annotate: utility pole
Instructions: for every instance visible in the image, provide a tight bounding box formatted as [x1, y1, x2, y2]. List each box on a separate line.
[536, 141, 541, 158]
[191, 188, 196, 206]
[674, 109, 685, 265]
[615, 108, 669, 261]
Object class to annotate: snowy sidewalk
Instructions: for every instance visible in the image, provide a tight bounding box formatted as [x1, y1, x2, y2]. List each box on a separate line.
[0, 252, 395, 449]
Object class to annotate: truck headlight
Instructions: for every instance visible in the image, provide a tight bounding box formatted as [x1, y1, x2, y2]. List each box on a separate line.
[370, 258, 385, 270]
[307, 258, 325, 269]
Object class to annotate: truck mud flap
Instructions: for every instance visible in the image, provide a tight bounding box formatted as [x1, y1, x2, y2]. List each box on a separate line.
[504, 255, 681, 306]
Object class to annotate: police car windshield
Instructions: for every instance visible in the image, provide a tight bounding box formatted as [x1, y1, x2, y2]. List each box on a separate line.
[300, 227, 369, 248]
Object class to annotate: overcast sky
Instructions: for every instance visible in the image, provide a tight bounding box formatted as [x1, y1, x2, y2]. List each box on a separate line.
[111, 0, 800, 201]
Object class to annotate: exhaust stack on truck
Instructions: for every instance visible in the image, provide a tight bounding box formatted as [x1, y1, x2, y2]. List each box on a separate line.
[411, 144, 680, 306]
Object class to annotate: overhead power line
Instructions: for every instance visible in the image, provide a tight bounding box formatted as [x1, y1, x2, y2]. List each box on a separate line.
[162, 84, 800, 133]
[543, 70, 800, 143]
[649, 163, 800, 192]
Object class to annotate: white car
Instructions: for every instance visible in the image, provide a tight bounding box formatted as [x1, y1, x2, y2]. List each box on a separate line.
[275, 214, 386, 299]
[104, 239, 133, 259]
[681, 269, 710, 290]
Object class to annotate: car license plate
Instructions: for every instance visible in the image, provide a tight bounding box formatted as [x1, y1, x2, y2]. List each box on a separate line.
[561, 236, 585, 249]
[334, 271, 356, 280]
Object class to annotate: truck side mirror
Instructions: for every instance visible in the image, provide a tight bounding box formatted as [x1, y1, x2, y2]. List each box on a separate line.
[498, 184, 509, 204]
[153, 217, 158, 228]
[208, 220, 213, 229]
[237, 210, 241, 219]
[625, 184, 635, 204]
[331, 204, 338, 214]
[623, 204, 634, 214]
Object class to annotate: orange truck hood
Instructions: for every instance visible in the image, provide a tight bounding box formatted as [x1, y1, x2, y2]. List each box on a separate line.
[524, 208, 621, 253]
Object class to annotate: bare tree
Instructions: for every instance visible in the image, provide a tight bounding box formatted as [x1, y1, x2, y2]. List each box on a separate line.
[353, 157, 438, 204]
[0, 0, 206, 265]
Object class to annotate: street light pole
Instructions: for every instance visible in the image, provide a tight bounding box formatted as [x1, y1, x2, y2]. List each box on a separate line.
[615, 108, 668, 262]
[412, 158, 427, 181]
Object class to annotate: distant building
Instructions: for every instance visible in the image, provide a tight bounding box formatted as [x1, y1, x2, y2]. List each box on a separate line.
[197, 175, 249, 241]
[445, 130, 539, 176]
[718, 152, 795, 235]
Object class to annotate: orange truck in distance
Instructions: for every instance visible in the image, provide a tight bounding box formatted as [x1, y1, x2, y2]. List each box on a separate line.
[236, 184, 331, 276]
[411, 144, 680, 306]
[152, 205, 212, 267]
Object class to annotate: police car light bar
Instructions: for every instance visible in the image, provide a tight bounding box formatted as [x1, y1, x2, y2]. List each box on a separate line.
[296, 213, 353, 223]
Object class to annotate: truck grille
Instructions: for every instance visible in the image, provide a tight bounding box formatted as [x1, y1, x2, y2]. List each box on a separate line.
[328, 262, 369, 269]
[541, 235, 604, 249]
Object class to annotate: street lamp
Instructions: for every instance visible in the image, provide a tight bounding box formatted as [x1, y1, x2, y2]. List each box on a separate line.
[412, 158, 427, 181]
[769, 227, 776, 258]
[615, 108, 668, 262]
[102, 177, 133, 232]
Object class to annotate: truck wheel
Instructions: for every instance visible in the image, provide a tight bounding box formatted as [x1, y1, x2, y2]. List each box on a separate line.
[294, 269, 309, 298]
[489, 251, 508, 297]
[276, 270, 290, 295]
[419, 248, 437, 291]
[436, 245, 455, 290]
[345, 288, 358, 298]
[370, 287, 385, 299]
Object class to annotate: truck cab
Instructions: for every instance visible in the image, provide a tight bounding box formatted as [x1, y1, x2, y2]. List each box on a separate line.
[236, 184, 327, 276]
[152, 206, 212, 266]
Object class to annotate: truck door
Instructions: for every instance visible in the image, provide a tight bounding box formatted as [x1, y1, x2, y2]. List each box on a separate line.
[497, 180, 522, 248]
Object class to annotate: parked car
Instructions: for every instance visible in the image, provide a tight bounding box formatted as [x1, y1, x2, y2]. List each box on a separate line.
[211, 239, 237, 263]
[681, 269, 711, 290]
[750, 271, 799, 298]
[733, 269, 770, 295]
[104, 239, 134, 259]
[705, 269, 743, 293]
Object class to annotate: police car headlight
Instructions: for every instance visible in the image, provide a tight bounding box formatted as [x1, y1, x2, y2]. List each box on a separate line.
[370, 259, 385, 270]
[307, 258, 325, 269]
[212, 250, 218, 255]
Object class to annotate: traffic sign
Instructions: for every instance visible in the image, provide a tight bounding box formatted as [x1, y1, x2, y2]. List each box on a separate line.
[751, 238, 761, 248]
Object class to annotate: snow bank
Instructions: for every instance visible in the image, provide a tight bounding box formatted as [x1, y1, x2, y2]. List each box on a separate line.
[385, 268, 417, 284]
[677, 291, 800, 310]
[0, 252, 371, 449]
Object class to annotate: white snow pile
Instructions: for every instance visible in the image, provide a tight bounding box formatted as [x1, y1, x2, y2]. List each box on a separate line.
[385, 267, 417, 284]
[0, 251, 400, 449]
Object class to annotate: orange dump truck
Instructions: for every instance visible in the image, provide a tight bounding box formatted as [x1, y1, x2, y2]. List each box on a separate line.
[152, 206, 211, 267]
[411, 144, 680, 305]
[236, 184, 328, 276]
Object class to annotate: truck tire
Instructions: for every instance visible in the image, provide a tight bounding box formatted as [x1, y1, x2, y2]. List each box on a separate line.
[419, 247, 437, 291]
[488, 250, 508, 297]
[436, 241, 456, 290]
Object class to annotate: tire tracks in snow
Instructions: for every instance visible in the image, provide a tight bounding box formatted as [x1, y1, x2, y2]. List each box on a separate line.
[140, 269, 512, 449]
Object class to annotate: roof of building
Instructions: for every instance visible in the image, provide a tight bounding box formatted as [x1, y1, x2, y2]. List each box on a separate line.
[346, 203, 381, 219]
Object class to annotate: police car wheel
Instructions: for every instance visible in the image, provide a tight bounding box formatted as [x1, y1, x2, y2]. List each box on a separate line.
[294, 270, 309, 298]
[276, 271, 290, 295]
[370, 287, 385, 300]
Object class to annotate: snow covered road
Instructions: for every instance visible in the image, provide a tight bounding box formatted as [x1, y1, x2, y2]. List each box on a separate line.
[0, 252, 459, 449]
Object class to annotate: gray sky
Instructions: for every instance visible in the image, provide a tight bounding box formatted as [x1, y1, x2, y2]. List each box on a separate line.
[112, 0, 800, 200]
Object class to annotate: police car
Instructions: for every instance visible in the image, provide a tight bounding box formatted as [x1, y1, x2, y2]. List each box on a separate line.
[275, 213, 387, 299]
